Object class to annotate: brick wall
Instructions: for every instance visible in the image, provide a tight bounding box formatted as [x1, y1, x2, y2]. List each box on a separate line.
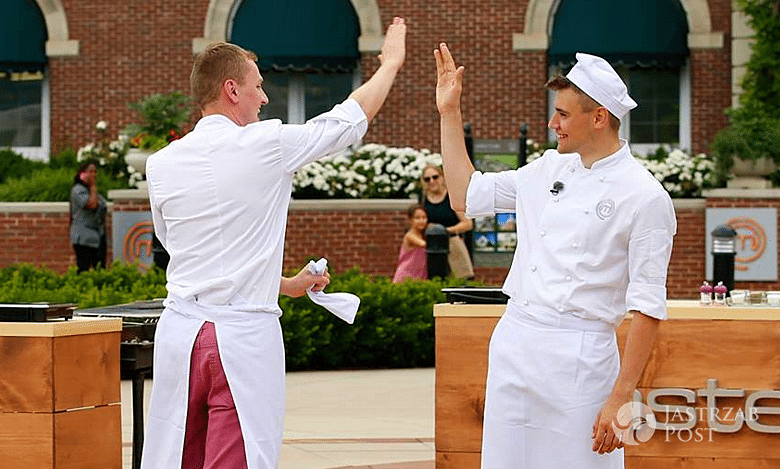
[0, 203, 112, 273]
[46, 0, 731, 156]
[50, 0, 209, 153]
[3, 196, 778, 300]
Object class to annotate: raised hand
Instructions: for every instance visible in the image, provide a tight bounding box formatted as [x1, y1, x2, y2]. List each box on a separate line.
[434, 43, 465, 115]
[378, 17, 406, 72]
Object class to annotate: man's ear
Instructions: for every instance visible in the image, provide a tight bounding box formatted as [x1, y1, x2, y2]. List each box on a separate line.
[593, 107, 611, 129]
[223, 79, 240, 104]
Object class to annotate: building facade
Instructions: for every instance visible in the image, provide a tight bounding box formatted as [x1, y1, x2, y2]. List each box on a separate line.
[0, 0, 751, 162]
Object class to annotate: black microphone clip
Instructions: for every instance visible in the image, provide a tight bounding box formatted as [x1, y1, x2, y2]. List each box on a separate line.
[550, 181, 564, 196]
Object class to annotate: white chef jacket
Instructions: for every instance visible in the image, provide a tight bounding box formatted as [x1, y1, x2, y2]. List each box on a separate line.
[466, 140, 676, 326]
[141, 98, 367, 469]
[469, 141, 675, 469]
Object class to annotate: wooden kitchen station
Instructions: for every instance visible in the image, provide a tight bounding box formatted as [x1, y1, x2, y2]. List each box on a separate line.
[0, 316, 122, 469]
[435, 300, 780, 468]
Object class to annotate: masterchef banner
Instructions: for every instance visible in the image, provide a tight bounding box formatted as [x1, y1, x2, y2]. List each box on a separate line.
[112, 210, 154, 270]
[706, 208, 778, 281]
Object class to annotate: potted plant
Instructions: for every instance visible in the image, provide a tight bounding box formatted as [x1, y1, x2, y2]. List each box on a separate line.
[123, 91, 192, 183]
[710, 106, 780, 187]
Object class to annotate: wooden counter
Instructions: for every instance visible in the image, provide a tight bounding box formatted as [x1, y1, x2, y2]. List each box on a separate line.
[0, 317, 122, 469]
[434, 301, 780, 468]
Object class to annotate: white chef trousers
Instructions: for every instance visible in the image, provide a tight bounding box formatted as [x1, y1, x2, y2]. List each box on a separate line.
[481, 303, 624, 469]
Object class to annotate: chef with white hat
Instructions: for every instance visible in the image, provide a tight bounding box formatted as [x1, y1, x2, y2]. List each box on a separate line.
[435, 47, 676, 468]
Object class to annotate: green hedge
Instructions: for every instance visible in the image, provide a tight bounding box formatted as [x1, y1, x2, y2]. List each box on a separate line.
[0, 263, 465, 370]
[0, 148, 129, 202]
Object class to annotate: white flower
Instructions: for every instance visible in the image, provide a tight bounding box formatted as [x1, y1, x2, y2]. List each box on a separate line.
[96, 120, 108, 131]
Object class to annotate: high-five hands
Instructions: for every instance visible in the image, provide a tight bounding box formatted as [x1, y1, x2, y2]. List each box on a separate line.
[378, 17, 406, 72]
[434, 43, 465, 115]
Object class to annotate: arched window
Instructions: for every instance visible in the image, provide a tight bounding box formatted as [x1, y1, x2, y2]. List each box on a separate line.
[230, 0, 361, 124]
[548, 0, 691, 153]
[0, 0, 49, 160]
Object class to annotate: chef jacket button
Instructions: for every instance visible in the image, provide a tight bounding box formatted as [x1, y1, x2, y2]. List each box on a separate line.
[523, 299, 529, 306]
[565, 275, 572, 281]
[557, 306, 565, 312]
[569, 167, 575, 173]
[553, 199, 560, 203]
[572, 242, 579, 248]
[600, 176, 605, 182]
[531, 265, 537, 272]
[584, 209, 590, 214]
[539, 231, 546, 237]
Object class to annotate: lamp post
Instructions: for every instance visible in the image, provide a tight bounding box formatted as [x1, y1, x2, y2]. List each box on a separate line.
[711, 224, 737, 293]
[425, 223, 450, 279]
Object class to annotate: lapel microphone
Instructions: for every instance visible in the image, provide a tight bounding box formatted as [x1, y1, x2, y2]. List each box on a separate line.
[550, 181, 564, 196]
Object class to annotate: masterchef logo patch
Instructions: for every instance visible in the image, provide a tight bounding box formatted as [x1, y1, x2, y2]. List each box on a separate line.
[596, 199, 615, 220]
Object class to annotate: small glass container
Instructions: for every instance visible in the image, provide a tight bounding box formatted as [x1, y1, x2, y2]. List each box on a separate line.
[700, 281, 713, 305]
[730, 289, 749, 305]
[767, 291, 780, 306]
[714, 282, 728, 305]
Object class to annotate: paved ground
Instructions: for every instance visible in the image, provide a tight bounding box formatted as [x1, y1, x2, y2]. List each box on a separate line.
[121, 368, 435, 469]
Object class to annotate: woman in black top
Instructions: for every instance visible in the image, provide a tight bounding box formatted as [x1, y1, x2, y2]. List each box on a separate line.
[421, 164, 474, 278]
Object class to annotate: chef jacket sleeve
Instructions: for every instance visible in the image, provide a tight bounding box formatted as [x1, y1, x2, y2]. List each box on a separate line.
[465, 170, 517, 217]
[147, 169, 167, 249]
[626, 190, 677, 320]
[280, 98, 369, 174]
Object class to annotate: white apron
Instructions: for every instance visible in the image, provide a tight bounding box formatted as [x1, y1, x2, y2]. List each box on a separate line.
[141, 295, 285, 469]
[481, 301, 624, 469]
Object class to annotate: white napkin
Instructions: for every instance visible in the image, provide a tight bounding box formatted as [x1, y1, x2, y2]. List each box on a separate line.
[306, 258, 360, 324]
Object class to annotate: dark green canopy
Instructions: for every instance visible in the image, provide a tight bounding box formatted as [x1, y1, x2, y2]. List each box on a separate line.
[231, 0, 361, 73]
[548, 0, 689, 68]
[0, 0, 48, 72]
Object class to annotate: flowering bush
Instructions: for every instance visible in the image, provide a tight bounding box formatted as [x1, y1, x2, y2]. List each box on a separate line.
[76, 121, 132, 184]
[293, 144, 442, 199]
[528, 142, 716, 198]
[635, 148, 717, 198]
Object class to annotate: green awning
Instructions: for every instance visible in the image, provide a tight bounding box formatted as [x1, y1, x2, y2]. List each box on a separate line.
[0, 0, 48, 73]
[230, 0, 360, 73]
[548, 0, 689, 68]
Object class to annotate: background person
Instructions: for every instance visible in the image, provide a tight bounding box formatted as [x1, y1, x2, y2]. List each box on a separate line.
[420, 164, 474, 279]
[141, 18, 406, 469]
[69, 162, 107, 272]
[392, 204, 428, 283]
[435, 45, 676, 468]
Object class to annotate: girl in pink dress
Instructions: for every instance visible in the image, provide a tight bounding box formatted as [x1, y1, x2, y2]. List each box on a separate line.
[392, 205, 428, 283]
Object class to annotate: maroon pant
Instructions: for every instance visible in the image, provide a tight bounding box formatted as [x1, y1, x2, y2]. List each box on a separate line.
[182, 321, 248, 469]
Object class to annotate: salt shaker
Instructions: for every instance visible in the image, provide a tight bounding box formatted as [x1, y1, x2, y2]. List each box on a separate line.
[714, 281, 728, 305]
[700, 281, 713, 305]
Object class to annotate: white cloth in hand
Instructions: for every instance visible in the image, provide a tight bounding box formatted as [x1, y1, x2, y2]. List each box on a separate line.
[306, 258, 360, 324]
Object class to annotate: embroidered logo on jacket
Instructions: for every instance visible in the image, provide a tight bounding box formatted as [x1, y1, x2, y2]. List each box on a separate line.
[596, 199, 615, 220]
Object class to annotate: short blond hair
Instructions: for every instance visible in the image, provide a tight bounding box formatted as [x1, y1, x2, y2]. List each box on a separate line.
[191, 42, 258, 109]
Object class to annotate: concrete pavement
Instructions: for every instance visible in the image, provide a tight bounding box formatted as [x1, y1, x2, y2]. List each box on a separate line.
[121, 368, 435, 469]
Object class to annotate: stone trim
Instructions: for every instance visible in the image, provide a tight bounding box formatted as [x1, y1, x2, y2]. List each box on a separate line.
[704, 188, 780, 199]
[45, 39, 79, 57]
[33, 0, 79, 57]
[688, 32, 725, 49]
[0, 201, 113, 213]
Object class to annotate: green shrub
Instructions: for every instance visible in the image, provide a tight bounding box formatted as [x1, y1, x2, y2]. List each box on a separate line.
[0, 262, 167, 308]
[0, 264, 472, 370]
[0, 149, 47, 184]
[0, 166, 130, 202]
[280, 270, 465, 371]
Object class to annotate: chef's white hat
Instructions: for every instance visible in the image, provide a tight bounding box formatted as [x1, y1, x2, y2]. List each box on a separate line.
[566, 53, 637, 121]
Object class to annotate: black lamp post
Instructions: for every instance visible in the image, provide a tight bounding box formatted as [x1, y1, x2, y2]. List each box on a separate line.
[711, 224, 737, 293]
